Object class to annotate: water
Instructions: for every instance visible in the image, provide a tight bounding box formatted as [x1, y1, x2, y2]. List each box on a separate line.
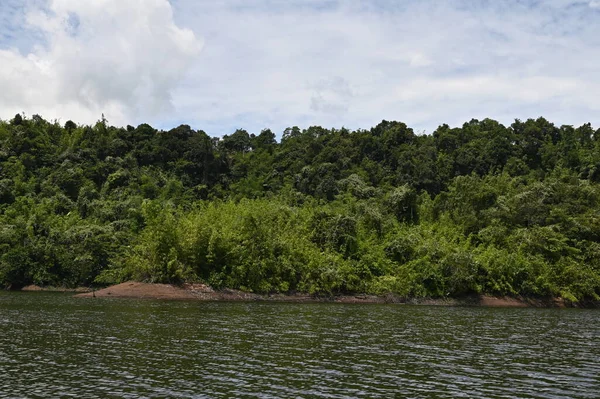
[1, 292, 599, 398]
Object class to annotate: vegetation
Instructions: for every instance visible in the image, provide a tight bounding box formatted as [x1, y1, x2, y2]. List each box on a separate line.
[1, 114, 600, 302]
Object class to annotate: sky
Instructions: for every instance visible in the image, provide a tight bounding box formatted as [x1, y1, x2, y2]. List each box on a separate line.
[1, 0, 600, 136]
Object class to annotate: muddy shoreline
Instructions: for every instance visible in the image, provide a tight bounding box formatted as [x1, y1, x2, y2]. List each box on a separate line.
[21, 285, 92, 293]
[63, 281, 599, 308]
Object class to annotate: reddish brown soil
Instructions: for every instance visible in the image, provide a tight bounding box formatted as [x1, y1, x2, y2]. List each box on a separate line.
[22, 285, 91, 293]
[75, 282, 201, 299]
[74, 282, 376, 302]
[73, 282, 581, 307]
[479, 296, 566, 308]
[21, 285, 43, 292]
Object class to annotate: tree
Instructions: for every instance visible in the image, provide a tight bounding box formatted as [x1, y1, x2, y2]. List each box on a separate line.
[11, 114, 23, 126]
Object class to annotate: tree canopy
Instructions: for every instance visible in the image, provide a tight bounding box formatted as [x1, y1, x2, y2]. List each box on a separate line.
[1, 114, 599, 302]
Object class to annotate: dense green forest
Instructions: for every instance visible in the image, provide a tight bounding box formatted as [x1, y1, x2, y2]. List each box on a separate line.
[2, 113, 600, 302]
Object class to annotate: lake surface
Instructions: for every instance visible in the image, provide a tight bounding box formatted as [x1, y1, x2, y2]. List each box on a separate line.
[1, 293, 599, 398]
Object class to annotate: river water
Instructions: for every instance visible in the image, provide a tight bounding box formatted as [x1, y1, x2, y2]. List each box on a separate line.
[0, 292, 599, 398]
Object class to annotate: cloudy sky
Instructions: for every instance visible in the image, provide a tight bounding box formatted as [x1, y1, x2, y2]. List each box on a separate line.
[1, 0, 600, 136]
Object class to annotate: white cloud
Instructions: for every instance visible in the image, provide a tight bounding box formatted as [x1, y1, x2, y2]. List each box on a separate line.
[2, 0, 600, 134]
[310, 77, 353, 114]
[166, 0, 600, 134]
[0, 0, 201, 125]
[408, 54, 433, 68]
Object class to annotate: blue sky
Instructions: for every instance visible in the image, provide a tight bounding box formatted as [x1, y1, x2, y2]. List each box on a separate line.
[1, 0, 600, 136]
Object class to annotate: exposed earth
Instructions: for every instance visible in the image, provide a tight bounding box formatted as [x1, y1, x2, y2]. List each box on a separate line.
[71, 281, 574, 307]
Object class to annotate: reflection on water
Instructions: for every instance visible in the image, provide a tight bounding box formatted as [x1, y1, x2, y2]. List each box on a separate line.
[1, 292, 599, 398]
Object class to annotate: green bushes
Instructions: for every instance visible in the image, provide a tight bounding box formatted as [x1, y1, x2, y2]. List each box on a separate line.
[1, 114, 600, 302]
[93, 191, 600, 301]
[112, 199, 355, 293]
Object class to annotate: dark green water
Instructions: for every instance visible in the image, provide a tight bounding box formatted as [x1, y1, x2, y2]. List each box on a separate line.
[1, 293, 599, 398]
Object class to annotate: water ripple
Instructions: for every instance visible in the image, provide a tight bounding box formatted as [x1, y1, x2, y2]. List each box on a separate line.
[1, 293, 599, 398]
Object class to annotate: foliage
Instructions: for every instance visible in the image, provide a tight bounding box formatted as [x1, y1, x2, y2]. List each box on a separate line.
[1, 115, 600, 302]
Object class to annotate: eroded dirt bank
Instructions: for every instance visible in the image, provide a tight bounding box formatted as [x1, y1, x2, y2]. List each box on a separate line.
[70, 281, 593, 307]
[21, 285, 91, 293]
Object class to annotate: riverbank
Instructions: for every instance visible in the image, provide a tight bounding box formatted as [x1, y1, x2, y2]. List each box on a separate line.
[69, 281, 593, 307]
[21, 285, 92, 293]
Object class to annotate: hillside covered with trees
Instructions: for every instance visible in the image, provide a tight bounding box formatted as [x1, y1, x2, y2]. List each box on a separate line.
[1, 114, 600, 302]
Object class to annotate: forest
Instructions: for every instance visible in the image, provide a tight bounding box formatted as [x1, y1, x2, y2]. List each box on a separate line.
[1, 113, 600, 302]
